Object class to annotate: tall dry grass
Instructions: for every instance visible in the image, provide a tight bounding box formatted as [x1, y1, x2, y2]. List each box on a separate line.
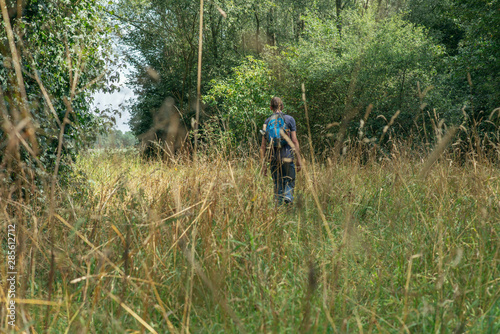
[1, 145, 498, 333]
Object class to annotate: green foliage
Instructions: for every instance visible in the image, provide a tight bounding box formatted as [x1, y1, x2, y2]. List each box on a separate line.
[118, 0, 499, 155]
[0, 0, 117, 176]
[119, 0, 240, 140]
[277, 9, 442, 149]
[204, 57, 275, 144]
[404, 0, 500, 132]
[451, 0, 500, 116]
[202, 8, 442, 150]
[404, 0, 463, 55]
[118, 0, 337, 143]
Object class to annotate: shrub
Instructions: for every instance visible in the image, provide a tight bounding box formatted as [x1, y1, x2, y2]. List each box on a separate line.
[204, 57, 276, 146]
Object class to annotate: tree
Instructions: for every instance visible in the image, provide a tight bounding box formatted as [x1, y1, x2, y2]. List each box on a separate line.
[119, 0, 499, 157]
[450, 0, 499, 115]
[116, 0, 338, 145]
[117, 0, 211, 143]
[204, 56, 275, 145]
[403, 0, 500, 142]
[0, 0, 117, 178]
[277, 9, 442, 150]
[203, 8, 443, 153]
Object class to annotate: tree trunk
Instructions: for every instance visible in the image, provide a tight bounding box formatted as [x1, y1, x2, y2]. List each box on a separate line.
[209, 3, 219, 64]
[266, 7, 275, 46]
[254, 9, 260, 52]
[336, 0, 342, 38]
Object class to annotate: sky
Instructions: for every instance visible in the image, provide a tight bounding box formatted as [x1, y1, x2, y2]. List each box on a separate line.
[92, 70, 134, 133]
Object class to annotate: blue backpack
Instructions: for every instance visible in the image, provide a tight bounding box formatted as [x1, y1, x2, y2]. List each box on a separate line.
[265, 113, 288, 147]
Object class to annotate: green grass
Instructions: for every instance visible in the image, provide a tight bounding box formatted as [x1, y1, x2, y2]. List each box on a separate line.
[2, 149, 499, 333]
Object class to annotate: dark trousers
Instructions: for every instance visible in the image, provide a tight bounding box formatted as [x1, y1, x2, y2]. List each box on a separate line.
[270, 160, 296, 205]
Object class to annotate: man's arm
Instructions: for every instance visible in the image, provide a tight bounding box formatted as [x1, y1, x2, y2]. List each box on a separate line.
[290, 131, 302, 172]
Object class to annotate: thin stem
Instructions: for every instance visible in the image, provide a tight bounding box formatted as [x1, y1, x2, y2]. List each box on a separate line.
[194, 0, 204, 159]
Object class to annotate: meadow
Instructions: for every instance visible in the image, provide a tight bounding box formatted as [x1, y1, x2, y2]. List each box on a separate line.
[3, 146, 498, 333]
[1, 1, 499, 332]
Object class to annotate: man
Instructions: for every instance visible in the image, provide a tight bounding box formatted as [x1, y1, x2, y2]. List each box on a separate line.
[260, 97, 302, 205]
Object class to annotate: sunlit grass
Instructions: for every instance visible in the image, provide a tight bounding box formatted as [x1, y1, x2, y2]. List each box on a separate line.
[7, 148, 500, 333]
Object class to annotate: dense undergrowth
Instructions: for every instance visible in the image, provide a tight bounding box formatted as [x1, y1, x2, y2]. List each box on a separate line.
[2, 148, 498, 333]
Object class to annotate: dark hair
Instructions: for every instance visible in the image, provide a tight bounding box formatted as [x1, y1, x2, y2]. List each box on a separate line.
[270, 97, 283, 111]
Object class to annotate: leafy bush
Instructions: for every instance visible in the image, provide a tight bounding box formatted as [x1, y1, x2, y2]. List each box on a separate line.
[204, 56, 276, 145]
[203, 8, 444, 153]
[0, 0, 117, 179]
[277, 9, 443, 150]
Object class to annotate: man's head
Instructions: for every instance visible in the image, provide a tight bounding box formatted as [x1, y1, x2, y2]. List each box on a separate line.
[270, 97, 283, 112]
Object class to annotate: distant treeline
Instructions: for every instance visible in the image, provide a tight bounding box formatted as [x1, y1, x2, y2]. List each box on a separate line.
[93, 130, 137, 150]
